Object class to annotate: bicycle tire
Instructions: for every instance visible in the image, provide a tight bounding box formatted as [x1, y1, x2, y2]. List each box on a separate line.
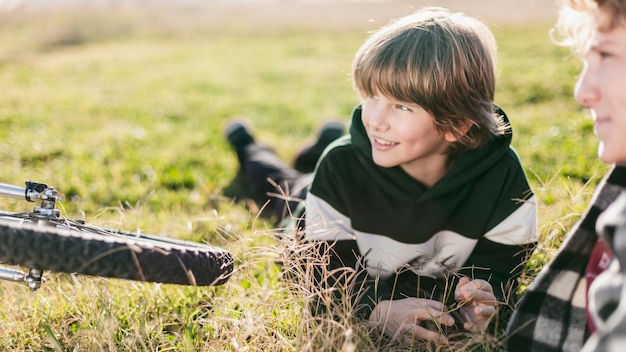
[0, 218, 233, 286]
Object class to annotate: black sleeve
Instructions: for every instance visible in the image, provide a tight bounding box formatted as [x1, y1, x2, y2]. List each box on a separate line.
[459, 238, 537, 304]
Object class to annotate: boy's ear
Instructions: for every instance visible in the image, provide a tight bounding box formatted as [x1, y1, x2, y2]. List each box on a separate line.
[443, 119, 474, 143]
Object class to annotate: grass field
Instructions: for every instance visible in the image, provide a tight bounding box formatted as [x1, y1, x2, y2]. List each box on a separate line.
[0, 3, 611, 351]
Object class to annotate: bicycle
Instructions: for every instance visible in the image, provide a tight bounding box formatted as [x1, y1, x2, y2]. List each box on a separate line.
[0, 181, 234, 291]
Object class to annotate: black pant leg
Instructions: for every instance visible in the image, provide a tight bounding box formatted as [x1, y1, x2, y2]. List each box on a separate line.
[239, 143, 309, 222]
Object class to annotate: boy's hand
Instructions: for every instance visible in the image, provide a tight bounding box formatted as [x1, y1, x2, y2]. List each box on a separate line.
[369, 297, 455, 344]
[454, 277, 497, 332]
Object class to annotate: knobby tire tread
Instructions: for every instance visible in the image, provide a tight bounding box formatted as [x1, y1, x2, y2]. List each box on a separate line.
[0, 220, 233, 286]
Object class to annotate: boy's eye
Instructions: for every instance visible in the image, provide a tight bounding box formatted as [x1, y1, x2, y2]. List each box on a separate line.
[396, 104, 412, 112]
[599, 51, 613, 59]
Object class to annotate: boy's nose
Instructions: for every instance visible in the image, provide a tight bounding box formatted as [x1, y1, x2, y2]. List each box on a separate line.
[574, 64, 599, 108]
[368, 107, 389, 131]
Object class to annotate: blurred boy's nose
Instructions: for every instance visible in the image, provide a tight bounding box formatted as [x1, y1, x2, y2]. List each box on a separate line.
[574, 62, 599, 108]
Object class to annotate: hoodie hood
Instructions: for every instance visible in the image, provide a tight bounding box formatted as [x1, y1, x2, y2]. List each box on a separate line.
[309, 104, 530, 241]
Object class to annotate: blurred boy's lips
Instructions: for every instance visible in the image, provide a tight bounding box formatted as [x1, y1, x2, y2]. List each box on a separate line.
[373, 137, 398, 146]
[369, 133, 397, 145]
[594, 117, 610, 133]
[370, 136, 399, 152]
[593, 111, 611, 124]
[593, 112, 617, 138]
[589, 109, 607, 127]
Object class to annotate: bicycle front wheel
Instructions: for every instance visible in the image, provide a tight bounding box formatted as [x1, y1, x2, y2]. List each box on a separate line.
[0, 218, 233, 286]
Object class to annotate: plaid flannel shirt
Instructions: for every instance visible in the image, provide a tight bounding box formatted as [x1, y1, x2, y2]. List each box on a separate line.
[506, 165, 626, 352]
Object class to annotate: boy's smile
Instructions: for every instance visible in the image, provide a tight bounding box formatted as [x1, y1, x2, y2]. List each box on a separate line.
[372, 136, 399, 149]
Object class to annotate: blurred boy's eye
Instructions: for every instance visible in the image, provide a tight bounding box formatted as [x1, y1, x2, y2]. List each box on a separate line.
[396, 104, 412, 112]
[599, 50, 614, 60]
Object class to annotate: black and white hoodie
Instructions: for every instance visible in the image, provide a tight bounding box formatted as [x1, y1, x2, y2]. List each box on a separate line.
[303, 105, 538, 318]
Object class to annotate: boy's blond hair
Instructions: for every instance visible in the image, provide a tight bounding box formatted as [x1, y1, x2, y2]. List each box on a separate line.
[352, 7, 504, 157]
[554, 0, 626, 53]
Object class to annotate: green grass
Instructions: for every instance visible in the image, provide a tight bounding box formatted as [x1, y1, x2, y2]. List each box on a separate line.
[0, 7, 610, 351]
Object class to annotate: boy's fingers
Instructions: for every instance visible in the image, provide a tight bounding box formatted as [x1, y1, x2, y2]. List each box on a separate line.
[464, 321, 485, 332]
[462, 279, 492, 291]
[403, 324, 448, 344]
[413, 308, 455, 326]
[463, 307, 496, 332]
[456, 286, 497, 304]
[476, 305, 496, 317]
[471, 290, 497, 303]
[465, 279, 492, 292]
[455, 278, 493, 300]
[415, 298, 446, 312]
[457, 276, 470, 287]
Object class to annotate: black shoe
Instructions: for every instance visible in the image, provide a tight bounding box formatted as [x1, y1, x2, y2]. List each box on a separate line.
[225, 120, 255, 151]
[294, 121, 345, 173]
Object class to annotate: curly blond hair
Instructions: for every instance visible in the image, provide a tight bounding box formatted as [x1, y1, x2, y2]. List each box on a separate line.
[553, 0, 626, 52]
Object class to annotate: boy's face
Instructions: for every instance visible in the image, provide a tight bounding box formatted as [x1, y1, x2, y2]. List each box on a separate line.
[361, 91, 458, 186]
[574, 16, 626, 164]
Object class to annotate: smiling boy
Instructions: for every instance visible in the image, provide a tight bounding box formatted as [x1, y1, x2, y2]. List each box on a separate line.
[301, 7, 538, 344]
[224, 6, 538, 346]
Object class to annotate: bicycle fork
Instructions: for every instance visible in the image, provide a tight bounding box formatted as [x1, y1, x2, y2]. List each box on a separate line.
[0, 181, 58, 291]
